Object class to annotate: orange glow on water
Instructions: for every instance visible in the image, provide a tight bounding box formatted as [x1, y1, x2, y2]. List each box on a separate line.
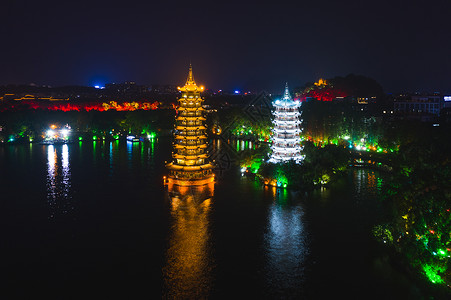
[163, 182, 214, 298]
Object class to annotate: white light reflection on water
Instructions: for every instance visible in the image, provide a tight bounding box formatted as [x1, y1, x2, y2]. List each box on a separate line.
[47, 145, 57, 203]
[264, 193, 308, 297]
[61, 144, 70, 200]
[46, 144, 72, 219]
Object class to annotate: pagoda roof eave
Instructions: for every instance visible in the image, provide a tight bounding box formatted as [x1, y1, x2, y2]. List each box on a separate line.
[166, 162, 215, 171]
[174, 144, 207, 149]
[173, 154, 208, 159]
[174, 135, 207, 140]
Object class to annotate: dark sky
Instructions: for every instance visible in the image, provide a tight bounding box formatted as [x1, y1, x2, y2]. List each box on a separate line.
[2, 0, 450, 93]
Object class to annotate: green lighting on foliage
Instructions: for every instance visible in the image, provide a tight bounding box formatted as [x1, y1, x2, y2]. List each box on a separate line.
[437, 249, 448, 257]
[422, 264, 445, 284]
[147, 132, 156, 139]
[250, 160, 262, 173]
[373, 225, 393, 244]
[321, 174, 330, 185]
[276, 175, 288, 186]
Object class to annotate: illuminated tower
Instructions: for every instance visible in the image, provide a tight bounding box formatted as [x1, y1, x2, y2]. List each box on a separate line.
[165, 65, 214, 186]
[269, 83, 304, 164]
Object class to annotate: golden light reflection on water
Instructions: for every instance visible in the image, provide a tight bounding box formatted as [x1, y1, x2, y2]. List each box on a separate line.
[354, 168, 381, 197]
[163, 182, 214, 299]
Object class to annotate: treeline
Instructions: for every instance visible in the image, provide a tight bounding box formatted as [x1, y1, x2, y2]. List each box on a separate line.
[301, 99, 440, 150]
[257, 142, 350, 188]
[0, 109, 175, 142]
[376, 134, 451, 290]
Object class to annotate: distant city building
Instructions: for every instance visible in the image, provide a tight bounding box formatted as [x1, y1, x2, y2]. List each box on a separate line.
[444, 96, 451, 108]
[150, 84, 178, 94]
[313, 78, 328, 87]
[0, 93, 69, 101]
[394, 94, 444, 115]
[105, 81, 148, 93]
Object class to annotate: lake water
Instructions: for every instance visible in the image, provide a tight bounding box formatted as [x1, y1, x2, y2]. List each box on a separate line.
[0, 139, 430, 299]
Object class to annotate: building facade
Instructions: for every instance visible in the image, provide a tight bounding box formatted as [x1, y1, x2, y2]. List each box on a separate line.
[394, 94, 444, 115]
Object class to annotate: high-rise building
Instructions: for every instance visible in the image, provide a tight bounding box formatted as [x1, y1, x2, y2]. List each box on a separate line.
[269, 83, 304, 164]
[165, 65, 214, 186]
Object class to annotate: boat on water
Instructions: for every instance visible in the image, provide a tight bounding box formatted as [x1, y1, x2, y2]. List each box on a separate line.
[126, 135, 140, 142]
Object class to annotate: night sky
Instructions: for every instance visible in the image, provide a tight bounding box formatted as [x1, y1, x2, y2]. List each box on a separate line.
[2, 0, 450, 93]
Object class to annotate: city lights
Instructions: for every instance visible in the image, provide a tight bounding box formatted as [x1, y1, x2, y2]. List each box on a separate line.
[0, 1, 450, 297]
[43, 125, 72, 143]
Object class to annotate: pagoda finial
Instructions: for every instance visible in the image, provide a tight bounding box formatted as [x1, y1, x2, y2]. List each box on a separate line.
[282, 82, 292, 100]
[186, 63, 195, 85]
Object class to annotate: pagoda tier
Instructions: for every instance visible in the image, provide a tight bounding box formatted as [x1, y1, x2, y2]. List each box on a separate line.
[269, 83, 304, 164]
[166, 65, 214, 185]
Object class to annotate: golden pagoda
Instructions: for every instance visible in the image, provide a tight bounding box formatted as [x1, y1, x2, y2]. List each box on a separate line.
[165, 65, 214, 186]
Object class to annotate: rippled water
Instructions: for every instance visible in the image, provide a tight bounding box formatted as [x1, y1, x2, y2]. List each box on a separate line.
[0, 139, 428, 299]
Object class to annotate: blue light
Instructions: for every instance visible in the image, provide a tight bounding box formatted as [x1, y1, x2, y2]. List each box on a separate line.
[234, 90, 240, 94]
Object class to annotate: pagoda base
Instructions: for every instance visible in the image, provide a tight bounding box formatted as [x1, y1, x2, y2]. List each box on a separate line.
[166, 180, 214, 204]
[268, 156, 304, 164]
[164, 166, 215, 186]
[165, 175, 214, 186]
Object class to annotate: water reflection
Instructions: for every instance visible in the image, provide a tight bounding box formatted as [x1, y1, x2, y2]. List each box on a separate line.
[46, 144, 72, 219]
[109, 141, 113, 168]
[61, 144, 70, 201]
[163, 183, 215, 299]
[353, 168, 382, 197]
[264, 196, 308, 297]
[47, 145, 57, 201]
[108, 141, 118, 177]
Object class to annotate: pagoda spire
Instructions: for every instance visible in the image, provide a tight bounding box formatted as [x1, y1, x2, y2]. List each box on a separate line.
[282, 82, 292, 101]
[186, 63, 196, 86]
[178, 64, 203, 92]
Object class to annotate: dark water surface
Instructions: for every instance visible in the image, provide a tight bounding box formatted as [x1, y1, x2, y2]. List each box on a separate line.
[0, 139, 429, 299]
